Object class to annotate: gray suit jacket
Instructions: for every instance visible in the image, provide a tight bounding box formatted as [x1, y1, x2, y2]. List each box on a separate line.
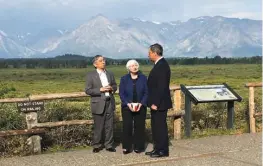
[85, 70, 117, 114]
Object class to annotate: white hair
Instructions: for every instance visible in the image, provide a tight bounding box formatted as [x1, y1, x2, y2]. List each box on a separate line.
[126, 59, 140, 72]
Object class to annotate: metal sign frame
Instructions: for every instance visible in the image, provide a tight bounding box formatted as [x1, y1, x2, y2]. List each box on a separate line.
[180, 83, 242, 138]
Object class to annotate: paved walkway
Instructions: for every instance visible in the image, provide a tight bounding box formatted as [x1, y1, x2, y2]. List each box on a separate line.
[0, 133, 261, 166]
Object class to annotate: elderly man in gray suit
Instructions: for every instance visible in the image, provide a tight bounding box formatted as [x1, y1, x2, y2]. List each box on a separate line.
[85, 55, 117, 153]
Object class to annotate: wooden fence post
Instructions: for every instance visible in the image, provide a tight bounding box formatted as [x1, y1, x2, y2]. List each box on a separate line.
[25, 112, 41, 154]
[173, 89, 182, 140]
[249, 87, 256, 133]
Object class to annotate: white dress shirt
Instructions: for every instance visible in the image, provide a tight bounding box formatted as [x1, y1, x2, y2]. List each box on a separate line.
[97, 69, 110, 96]
[155, 56, 163, 65]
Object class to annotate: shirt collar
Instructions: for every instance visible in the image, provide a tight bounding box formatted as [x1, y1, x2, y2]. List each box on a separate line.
[96, 69, 106, 75]
[155, 56, 163, 65]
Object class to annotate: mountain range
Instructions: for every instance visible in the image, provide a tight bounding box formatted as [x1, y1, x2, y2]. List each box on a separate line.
[0, 15, 262, 58]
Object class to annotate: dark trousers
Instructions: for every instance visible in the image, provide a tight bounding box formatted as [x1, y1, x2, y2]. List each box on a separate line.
[151, 109, 169, 152]
[92, 100, 114, 149]
[121, 106, 146, 150]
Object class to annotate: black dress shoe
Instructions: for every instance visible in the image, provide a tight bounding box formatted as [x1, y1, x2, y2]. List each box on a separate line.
[92, 148, 101, 153]
[123, 149, 132, 154]
[106, 147, 116, 152]
[150, 150, 169, 158]
[134, 149, 144, 153]
[145, 149, 156, 155]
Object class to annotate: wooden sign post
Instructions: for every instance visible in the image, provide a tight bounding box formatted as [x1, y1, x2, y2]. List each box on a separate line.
[17, 100, 44, 154]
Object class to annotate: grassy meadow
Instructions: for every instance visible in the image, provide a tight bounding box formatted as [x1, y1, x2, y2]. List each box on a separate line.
[0, 64, 261, 97]
[0, 64, 262, 156]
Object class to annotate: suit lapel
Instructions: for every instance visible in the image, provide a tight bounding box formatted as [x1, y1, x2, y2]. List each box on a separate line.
[105, 70, 111, 84]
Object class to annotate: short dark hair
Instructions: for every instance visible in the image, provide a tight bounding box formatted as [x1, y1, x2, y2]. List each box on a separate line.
[92, 55, 103, 64]
[149, 43, 163, 56]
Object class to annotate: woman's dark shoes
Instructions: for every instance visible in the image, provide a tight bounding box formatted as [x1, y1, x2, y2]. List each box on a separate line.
[92, 147, 101, 153]
[134, 149, 144, 153]
[145, 149, 156, 155]
[123, 149, 132, 154]
[106, 147, 116, 152]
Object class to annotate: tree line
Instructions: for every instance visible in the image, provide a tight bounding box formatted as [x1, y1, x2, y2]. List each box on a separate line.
[0, 54, 261, 69]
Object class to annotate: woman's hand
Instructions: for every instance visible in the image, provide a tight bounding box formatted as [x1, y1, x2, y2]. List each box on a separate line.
[136, 103, 142, 112]
[127, 103, 134, 112]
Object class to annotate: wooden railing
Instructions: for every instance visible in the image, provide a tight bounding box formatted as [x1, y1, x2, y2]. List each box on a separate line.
[0, 86, 183, 154]
[245, 82, 262, 133]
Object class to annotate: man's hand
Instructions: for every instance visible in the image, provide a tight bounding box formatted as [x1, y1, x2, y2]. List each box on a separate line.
[100, 86, 112, 92]
[100, 87, 108, 92]
[151, 104, 157, 111]
[105, 85, 113, 92]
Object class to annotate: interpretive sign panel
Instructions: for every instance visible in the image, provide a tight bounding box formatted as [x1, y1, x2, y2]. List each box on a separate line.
[181, 83, 242, 104]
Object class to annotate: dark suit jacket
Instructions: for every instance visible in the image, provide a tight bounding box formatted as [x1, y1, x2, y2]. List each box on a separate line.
[147, 58, 172, 110]
[85, 70, 117, 114]
[119, 73, 148, 107]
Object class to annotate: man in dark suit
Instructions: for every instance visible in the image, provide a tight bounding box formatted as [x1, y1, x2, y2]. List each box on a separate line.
[145, 43, 172, 158]
[85, 55, 117, 153]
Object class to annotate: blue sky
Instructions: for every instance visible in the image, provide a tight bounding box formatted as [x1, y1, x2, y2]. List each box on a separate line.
[0, 0, 261, 32]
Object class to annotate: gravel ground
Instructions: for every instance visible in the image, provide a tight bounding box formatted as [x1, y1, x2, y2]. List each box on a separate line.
[0, 133, 261, 166]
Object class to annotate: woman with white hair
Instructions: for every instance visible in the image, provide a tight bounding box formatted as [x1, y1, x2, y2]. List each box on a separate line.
[119, 59, 148, 154]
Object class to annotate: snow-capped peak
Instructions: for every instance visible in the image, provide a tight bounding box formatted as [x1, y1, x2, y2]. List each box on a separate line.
[132, 18, 140, 21]
[0, 30, 7, 37]
[169, 22, 177, 26]
[196, 16, 207, 20]
[132, 18, 147, 22]
[57, 30, 64, 35]
[152, 21, 161, 24]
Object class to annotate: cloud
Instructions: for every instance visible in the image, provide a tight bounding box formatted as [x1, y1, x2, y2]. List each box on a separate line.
[0, 0, 123, 9]
[227, 12, 262, 20]
[0, 0, 261, 21]
[0, 0, 261, 33]
[182, 0, 261, 21]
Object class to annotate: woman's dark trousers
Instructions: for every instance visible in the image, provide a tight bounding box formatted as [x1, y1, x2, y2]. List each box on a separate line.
[121, 106, 146, 150]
